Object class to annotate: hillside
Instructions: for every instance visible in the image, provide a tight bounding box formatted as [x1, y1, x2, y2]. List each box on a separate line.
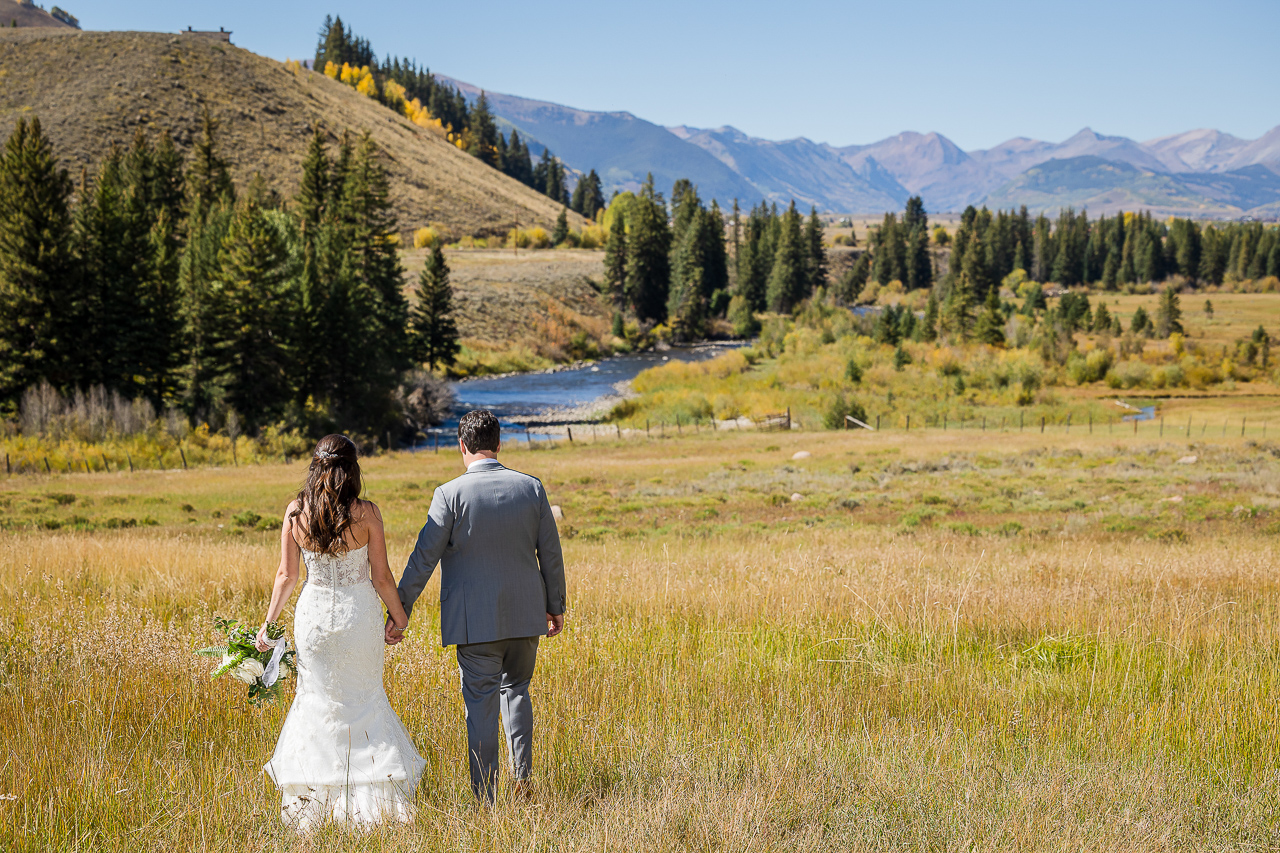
[0, 28, 579, 237]
[981, 156, 1280, 216]
[3, 0, 75, 29]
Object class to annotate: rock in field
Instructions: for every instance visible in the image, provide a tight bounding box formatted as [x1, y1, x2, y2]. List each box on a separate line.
[792, 451, 811, 460]
[790, 493, 803, 502]
[1176, 455, 1197, 464]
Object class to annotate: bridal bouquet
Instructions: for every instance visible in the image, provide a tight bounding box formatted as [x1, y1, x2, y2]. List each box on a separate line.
[196, 617, 296, 705]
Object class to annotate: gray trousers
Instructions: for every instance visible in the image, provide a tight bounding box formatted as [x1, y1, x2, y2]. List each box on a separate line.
[456, 636, 539, 801]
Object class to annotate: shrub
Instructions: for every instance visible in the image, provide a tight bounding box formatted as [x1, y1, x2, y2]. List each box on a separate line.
[413, 227, 439, 249]
[527, 227, 551, 249]
[1105, 360, 1151, 389]
[1067, 348, 1114, 384]
[823, 394, 868, 430]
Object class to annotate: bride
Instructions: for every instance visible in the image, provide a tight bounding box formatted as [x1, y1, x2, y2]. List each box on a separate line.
[254, 434, 426, 830]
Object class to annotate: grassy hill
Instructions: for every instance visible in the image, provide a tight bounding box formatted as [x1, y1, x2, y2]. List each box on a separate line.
[3, 0, 75, 29]
[0, 28, 579, 238]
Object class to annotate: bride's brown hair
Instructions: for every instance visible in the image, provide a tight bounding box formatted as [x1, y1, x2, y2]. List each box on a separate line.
[289, 434, 362, 554]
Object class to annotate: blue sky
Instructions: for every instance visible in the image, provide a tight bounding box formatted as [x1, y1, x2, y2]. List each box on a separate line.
[66, 0, 1279, 151]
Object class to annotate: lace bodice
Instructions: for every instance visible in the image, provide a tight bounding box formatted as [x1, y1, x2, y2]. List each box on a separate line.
[301, 544, 371, 588]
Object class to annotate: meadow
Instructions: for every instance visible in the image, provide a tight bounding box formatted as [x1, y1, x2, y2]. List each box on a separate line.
[2, 418, 1279, 851]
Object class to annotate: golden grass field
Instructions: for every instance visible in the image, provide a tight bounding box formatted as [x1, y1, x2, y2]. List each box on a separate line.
[3, 415, 1280, 851]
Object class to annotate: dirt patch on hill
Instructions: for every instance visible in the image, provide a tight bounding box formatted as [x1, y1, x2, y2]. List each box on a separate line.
[402, 248, 611, 348]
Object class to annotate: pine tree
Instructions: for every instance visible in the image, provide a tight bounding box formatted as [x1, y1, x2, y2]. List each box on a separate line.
[1155, 284, 1183, 338]
[667, 206, 709, 340]
[551, 207, 569, 246]
[74, 145, 153, 393]
[802, 206, 827, 295]
[326, 131, 409, 425]
[467, 92, 500, 168]
[973, 286, 1006, 346]
[766, 202, 804, 313]
[903, 195, 927, 231]
[1092, 301, 1112, 333]
[0, 117, 77, 407]
[702, 200, 729, 307]
[210, 200, 300, 430]
[295, 126, 329, 243]
[920, 289, 939, 342]
[581, 170, 605, 219]
[409, 244, 459, 370]
[906, 222, 932, 290]
[187, 107, 235, 221]
[623, 180, 670, 323]
[603, 208, 627, 306]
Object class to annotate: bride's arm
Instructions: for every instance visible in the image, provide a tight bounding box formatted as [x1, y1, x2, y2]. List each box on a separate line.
[255, 501, 302, 651]
[365, 502, 410, 633]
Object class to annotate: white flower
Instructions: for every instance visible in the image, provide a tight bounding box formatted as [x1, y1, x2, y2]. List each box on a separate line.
[234, 658, 265, 683]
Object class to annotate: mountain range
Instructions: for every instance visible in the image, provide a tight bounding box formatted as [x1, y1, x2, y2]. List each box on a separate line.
[442, 76, 1280, 218]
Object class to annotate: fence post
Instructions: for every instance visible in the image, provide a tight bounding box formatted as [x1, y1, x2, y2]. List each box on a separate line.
[44, 457, 51, 474]
[4, 453, 8, 475]
[677, 417, 681, 435]
[157, 454, 164, 470]
[567, 426, 574, 443]
[786, 407, 791, 430]
[906, 415, 911, 431]
[101, 453, 109, 472]
[646, 419, 650, 437]
[1186, 416, 1191, 436]
[1066, 414, 1071, 433]
[1160, 417, 1164, 437]
[1041, 416, 1045, 433]
[1020, 412, 1024, 431]
[711, 418, 716, 431]
[180, 448, 188, 469]
[126, 452, 134, 472]
[616, 424, 621, 439]
[1242, 417, 1246, 437]
[82, 458, 89, 474]
[1134, 418, 1138, 435]
[943, 415, 947, 430]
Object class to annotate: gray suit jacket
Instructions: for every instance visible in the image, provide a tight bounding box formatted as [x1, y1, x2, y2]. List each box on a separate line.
[398, 458, 566, 647]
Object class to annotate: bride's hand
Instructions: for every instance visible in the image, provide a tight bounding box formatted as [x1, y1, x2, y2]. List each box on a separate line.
[255, 624, 272, 653]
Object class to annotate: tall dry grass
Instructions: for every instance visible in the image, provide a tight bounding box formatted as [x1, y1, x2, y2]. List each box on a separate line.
[1, 431, 1278, 850]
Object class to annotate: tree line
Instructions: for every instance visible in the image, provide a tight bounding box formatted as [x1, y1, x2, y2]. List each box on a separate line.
[846, 203, 1280, 302]
[600, 179, 829, 340]
[314, 15, 596, 214]
[0, 115, 460, 436]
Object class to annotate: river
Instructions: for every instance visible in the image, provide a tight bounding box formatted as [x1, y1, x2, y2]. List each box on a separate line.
[421, 342, 744, 445]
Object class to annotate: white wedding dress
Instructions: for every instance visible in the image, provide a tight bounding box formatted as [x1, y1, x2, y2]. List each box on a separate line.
[264, 544, 426, 831]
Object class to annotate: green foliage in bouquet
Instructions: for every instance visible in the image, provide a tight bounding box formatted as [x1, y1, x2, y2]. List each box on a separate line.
[195, 616, 296, 705]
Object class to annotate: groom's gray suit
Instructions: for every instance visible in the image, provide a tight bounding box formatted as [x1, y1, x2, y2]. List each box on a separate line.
[397, 457, 566, 799]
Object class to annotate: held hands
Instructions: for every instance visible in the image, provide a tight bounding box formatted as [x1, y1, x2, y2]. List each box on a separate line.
[547, 612, 564, 638]
[384, 615, 408, 645]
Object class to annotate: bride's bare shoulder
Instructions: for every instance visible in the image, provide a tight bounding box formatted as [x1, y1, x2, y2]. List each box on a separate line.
[353, 498, 384, 525]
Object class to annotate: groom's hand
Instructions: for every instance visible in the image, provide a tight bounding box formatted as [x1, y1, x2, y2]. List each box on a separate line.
[384, 616, 406, 645]
[546, 612, 564, 638]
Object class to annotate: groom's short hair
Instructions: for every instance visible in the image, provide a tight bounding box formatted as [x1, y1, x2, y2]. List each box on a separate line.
[458, 410, 501, 453]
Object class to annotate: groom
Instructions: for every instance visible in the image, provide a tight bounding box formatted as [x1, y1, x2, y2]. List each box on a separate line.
[388, 409, 567, 802]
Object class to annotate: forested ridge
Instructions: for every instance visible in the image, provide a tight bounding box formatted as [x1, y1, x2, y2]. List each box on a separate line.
[312, 16, 605, 217]
[0, 113, 458, 440]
